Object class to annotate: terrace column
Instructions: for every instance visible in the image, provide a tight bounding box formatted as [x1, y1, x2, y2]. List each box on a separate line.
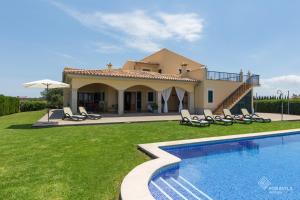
[118, 90, 124, 115]
[71, 88, 78, 113]
[156, 91, 162, 114]
[188, 91, 195, 114]
[63, 88, 70, 107]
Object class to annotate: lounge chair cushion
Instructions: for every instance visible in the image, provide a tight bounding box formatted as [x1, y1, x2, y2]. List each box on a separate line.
[79, 107, 102, 119]
[180, 109, 210, 126]
[63, 107, 86, 120]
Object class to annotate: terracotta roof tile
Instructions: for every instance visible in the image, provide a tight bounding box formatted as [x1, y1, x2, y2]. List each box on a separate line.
[64, 67, 197, 82]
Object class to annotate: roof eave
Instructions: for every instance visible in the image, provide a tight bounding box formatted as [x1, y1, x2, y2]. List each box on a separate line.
[64, 72, 199, 83]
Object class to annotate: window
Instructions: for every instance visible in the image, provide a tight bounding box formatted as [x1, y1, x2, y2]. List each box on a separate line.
[148, 92, 154, 102]
[99, 92, 105, 101]
[208, 90, 214, 103]
[187, 69, 190, 72]
[142, 69, 150, 71]
[179, 69, 182, 74]
[78, 92, 105, 104]
[158, 69, 162, 73]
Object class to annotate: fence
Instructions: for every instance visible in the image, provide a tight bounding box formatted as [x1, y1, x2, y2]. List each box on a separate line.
[207, 71, 260, 85]
[206, 71, 241, 82]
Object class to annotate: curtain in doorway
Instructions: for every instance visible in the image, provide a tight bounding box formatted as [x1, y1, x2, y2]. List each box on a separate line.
[162, 87, 172, 113]
[175, 87, 185, 112]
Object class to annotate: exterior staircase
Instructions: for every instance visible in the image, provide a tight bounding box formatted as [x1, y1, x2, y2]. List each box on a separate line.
[213, 75, 259, 115]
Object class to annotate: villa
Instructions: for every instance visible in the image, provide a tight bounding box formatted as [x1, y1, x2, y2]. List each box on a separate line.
[62, 48, 260, 115]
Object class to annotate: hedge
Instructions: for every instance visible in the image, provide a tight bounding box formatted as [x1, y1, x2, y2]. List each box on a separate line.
[0, 95, 20, 116]
[254, 99, 300, 115]
[20, 100, 47, 112]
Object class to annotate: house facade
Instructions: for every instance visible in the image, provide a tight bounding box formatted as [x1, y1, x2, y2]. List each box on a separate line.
[63, 48, 260, 115]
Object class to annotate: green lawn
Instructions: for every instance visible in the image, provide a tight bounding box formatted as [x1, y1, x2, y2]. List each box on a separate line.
[1, 111, 300, 200]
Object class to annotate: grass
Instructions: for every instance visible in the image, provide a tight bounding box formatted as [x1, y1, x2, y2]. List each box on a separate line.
[1, 111, 300, 200]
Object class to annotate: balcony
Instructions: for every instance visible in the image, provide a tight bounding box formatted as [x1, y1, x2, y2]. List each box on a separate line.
[207, 71, 241, 82]
[206, 70, 260, 86]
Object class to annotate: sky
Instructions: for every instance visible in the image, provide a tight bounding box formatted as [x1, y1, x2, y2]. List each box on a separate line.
[1, 0, 300, 97]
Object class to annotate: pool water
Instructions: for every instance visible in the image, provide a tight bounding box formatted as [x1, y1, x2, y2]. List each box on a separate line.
[149, 132, 300, 200]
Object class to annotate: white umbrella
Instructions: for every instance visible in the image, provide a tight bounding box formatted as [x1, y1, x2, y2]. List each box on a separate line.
[23, 79, 70, 122]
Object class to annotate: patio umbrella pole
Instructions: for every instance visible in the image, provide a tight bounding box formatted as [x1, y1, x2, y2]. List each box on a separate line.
[47, 84, 49, 122]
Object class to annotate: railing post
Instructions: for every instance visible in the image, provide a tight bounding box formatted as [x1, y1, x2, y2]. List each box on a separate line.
[247, 70, 252, 85]
[240, 69, 243, 82]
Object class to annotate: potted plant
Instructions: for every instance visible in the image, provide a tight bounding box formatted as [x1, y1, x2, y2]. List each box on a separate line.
[151, 103, 158, 113]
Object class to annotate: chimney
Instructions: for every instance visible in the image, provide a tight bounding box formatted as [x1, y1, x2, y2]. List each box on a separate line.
[107, 62, 113, 70]
[181, 63, 188, 74]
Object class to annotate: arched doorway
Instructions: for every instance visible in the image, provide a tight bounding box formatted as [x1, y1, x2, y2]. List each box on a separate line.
[162, 87, 188, 113]
[124, 85, 157, 113]
[78, 83, 118, 113]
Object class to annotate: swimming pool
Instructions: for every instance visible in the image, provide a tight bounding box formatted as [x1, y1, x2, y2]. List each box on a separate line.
[149, 132, 300, 200]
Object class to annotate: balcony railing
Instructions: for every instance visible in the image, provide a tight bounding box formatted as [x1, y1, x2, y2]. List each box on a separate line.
[206, 70, 260, 85]
[207, 71, 241, 82]
[244, 74, 260, 86]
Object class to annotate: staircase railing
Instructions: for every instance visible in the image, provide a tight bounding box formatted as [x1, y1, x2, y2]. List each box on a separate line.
[213, 75, 259, 114]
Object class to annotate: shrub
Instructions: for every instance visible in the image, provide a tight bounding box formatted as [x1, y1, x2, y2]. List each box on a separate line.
[254, 99, 300, 115]
[20, 100, 47, 112]
[0, 95, 20, 116]
[41, 88, 63, 109]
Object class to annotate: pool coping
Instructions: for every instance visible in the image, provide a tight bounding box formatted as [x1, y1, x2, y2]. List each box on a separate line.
[120, 128, 300, 200]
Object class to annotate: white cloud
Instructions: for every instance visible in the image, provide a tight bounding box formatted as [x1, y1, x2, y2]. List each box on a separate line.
[255, 75, 300, 96]
[57, 53, 73, 59]
[159, 13, 203, 41]
[50, 1, 204, 52]
[124, 38, 161, 53]
[94, 42, 122, 53]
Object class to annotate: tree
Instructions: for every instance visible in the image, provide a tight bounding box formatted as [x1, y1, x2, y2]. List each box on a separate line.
[41, 88, 63, 108]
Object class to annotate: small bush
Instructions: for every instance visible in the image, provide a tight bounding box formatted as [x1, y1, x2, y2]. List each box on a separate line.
[0, 95, 20, 116]
[20, 100, 47, 112]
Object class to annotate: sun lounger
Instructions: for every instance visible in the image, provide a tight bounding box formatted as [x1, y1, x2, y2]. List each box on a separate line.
[62, 107, 86, 121]
[79, 107, 102, 120]
[223, 109, 252, 124]
[204, 109, 233, 125]
[241, 108, 271, 123]
[180, 109, 210, 127]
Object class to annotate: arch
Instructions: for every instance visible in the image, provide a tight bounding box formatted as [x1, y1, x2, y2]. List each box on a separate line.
[77, 83, 118, 113]
[76, 81, 119, 91]
[162, 86, 189, 113]
[160, 86, 188, 93]
[124, 85, 157, 113]
[123, 83, 157, 91]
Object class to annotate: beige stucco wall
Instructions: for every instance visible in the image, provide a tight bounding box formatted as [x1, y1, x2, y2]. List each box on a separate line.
[123, 61, 159, 72]
[63, 88, 71, 107]
[140, 49, 204, 75]
[68, 75, 196, 93]
[194, 83, 203, 113]
[182, 68, 206, 81]
[200, 80, 243, 111]
[122, 61, 135, 70]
